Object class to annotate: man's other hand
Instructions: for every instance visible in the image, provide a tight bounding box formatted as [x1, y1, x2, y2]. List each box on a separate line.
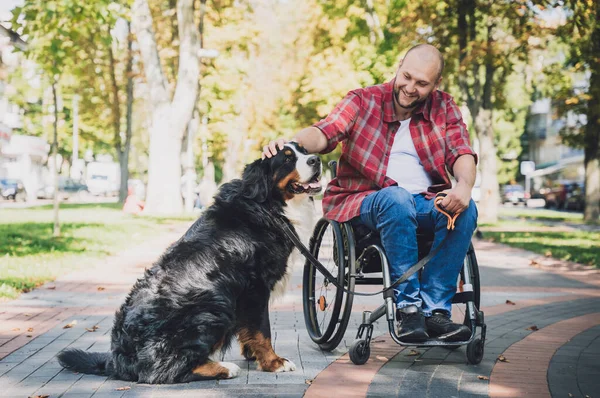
[262, 139, 287, 159]
[440, 183, 472, 214]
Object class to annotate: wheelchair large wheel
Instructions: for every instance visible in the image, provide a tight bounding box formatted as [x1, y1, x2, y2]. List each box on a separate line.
[303, 218, 355, 351]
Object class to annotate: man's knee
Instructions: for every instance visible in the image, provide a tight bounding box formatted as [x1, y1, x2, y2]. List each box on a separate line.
[454, 199, 478, 232]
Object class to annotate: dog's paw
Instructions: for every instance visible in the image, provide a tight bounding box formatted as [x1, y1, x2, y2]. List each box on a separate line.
[274, 358, 296, 373]
[219, 362, 241, 378]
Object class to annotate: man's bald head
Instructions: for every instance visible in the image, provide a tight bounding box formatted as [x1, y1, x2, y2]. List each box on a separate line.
[403, 44, 444, 82]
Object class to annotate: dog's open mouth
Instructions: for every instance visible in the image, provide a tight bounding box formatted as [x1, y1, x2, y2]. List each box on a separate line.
[289, 171, 322, 195]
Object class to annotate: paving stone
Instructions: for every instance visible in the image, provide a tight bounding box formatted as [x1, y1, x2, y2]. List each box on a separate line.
[2, 225, 600, 397]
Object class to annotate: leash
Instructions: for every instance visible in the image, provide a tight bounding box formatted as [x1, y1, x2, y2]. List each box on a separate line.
[283, 192, 460, 297]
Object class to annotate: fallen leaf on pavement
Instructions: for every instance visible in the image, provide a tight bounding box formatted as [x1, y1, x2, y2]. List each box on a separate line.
[86, 325, 100, 332]
[305, 379, 313, 385]
[115, 386, 131, 391]
[505, 300, 516, 305]
[497, 355, 509, 362]
[407, 350, 420, 356]
[477, 375, 489, 380]
[26, 335, 32, 338]
[47, 286, 56, 290]
[27, 327, 34, 332]
[63, 320, 78, 329]
[529, 259, 540, 268]
[97, 286, 106, 291]
[12, 328, 20, 332]
[544, 250, 552, 257]
[526, 325, 539, 331]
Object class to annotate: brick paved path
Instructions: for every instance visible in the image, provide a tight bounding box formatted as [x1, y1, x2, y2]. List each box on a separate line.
[1, 223, 599, 397]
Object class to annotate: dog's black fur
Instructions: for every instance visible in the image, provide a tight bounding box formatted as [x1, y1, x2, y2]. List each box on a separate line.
[58, 144, 321, 384]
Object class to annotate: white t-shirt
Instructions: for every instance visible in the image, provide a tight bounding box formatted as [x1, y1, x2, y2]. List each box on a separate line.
[386, 118, 432, 194]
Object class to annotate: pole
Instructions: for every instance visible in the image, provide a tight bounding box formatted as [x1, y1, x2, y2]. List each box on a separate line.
[72, 94, 79, 164]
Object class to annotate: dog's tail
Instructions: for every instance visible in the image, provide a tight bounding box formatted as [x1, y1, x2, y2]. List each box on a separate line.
[58, 349, 111, 376]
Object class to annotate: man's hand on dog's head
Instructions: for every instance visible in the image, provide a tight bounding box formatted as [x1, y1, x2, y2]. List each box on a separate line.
[262, 139, 287, 159]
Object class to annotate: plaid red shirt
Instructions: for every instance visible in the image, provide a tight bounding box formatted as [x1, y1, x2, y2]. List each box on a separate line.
[314, 79, 477, 222]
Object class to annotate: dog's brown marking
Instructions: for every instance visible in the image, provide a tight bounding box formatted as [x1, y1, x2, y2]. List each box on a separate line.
[276, 169, 300, 201]
[192, 361, 232, 379]
[237, 329, 286, 372]
[284, 149, 293, 156]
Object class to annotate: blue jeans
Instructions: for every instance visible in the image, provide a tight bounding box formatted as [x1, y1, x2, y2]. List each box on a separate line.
[359, 187, 478, 316]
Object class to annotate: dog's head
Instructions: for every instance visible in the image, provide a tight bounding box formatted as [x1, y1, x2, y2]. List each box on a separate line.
[241, 142, 322, 203]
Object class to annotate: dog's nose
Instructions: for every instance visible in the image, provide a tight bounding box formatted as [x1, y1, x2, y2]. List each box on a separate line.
[307, 156, 321, 166]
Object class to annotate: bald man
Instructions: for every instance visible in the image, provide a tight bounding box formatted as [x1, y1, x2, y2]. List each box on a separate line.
[264, 44, 478, 343]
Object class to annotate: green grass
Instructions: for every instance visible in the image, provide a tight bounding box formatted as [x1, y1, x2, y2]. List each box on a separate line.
[0, 203, 196, 300]
[498, 206, 585, 223]
[480, 207, 599, 268]
[482, 230, 599, 267]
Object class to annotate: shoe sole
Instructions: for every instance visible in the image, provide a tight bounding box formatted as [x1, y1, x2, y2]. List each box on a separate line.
[432, 328, 471, 342]
[398, 331, 429, 343]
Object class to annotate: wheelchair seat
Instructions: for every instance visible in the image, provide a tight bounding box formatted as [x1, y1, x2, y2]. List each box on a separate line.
[350, 220, 434, 274]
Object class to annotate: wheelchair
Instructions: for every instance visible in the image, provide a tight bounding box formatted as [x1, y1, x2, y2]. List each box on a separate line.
[301, 162, 486, 365]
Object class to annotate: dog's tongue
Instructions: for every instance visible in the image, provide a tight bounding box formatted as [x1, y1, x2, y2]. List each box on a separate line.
[301, 182, 321, 189]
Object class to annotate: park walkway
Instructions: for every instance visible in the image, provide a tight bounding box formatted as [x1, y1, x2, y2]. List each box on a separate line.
[0, 221, 598, 397]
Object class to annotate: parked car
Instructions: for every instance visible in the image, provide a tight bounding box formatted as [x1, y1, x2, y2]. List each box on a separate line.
[0, 178, 27, 201]
[540, 180, 579, 210]
[564, 182, 585, 211]
[501, 184, 528, 205]
[37, 177, 89, 200]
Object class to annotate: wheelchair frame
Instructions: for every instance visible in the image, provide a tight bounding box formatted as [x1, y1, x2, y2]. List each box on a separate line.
[301, 164, 486, 365]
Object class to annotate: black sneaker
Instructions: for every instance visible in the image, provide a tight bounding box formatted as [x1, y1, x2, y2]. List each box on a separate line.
[425, 310, 471, 342]
[396, 306, 429, 343]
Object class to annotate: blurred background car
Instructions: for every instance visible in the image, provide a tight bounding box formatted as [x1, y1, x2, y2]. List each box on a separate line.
[0, 178, 27, 201]
[36, 177, 89, 200]
[539, 180, 581, 210]
[501, 184, 528, 205]
[564, 182, 585, 211]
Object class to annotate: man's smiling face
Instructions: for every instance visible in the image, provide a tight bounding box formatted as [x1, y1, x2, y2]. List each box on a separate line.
[393, 48, 442, 111]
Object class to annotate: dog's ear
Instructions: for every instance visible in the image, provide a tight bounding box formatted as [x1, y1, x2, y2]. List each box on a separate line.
[241, 159, 271, 202]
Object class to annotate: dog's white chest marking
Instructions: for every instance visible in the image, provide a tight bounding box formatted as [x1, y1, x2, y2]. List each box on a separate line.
[270, 196, 317, 302]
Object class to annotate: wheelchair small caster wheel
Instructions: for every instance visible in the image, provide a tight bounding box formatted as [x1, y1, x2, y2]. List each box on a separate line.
[466, 338, 484, 364]
[349, 339, 370, 365]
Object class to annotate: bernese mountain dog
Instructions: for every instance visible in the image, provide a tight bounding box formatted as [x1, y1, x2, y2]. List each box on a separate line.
[57, 142, 322, 384]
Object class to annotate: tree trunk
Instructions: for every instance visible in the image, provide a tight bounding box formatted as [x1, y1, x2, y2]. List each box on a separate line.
[132, 0, 200, 214]
[51, 79, 60, 237]
[362, 0, 384, 45]
[107, 35, 127, 203]
[120, 21, 135, 204]
[583, 4, 600, 223]
[475, 109, 499, 223]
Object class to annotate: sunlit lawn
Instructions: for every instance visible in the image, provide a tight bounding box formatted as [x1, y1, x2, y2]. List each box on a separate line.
[480, 206, 599, 268]
[498, 205, 585, 223]
[0, 203, 195, 299]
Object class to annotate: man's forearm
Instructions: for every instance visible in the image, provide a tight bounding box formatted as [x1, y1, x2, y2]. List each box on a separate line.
[293, 127, 328, 154]
[453, 155, 476, 189]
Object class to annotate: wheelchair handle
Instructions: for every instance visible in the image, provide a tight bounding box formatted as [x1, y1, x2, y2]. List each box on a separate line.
[328, 160, 338, 179]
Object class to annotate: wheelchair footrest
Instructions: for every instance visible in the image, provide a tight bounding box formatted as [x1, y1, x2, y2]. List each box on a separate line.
[451, 291, 475, 304]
